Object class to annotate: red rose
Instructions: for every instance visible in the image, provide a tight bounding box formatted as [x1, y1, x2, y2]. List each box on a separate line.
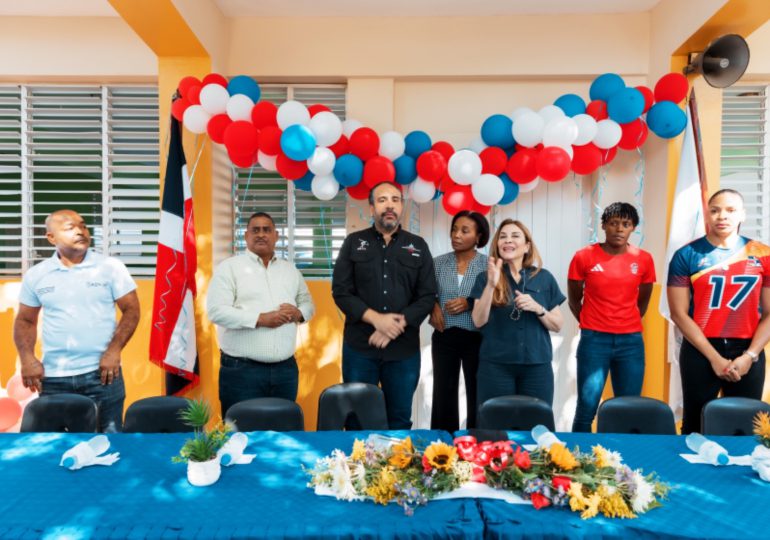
[514, 447, 531, 470]
[552, 476, 571, 491]
[454, 436, 477, 461]
[472, 465, 487, 484]
[530, 492, 551, 510]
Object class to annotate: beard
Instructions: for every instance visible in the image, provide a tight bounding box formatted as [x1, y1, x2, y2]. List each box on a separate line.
[376, 213, 399, 232]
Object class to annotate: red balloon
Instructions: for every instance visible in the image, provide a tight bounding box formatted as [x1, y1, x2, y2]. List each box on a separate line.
[536, 146, 571, 182]
[600, 146, 617, 165]
[571, 144, 603, 175]
[207, 114, 232, 144]
[480, 147, 508, 175]
[308, 104, 331, 116]
[635, 85, 654, 113]
[347, 181, 371, 200]
[506, 148, 538, 184]
[472, 202, 491, 215]
[436, 174, 457, 193]
[178, 76, 202, 99]
[654, 73, 689, 104]
[441, 185, 475, 215]
[0, 397, 22, 431]
[276, 153, 309, 180]
[349, 128, 380, 161]
[431, 141, 455, 162]
[228, 149, 257, 168]
[362, 156, 396, 188]
[171, 98, 190, 122]
[328, 134, 349, 158]
[186, 85, 202, 105]
[202, 73, 228, 88]
[618, 119, 649, 150]
[416, 150, 447, 183]
[586, 100, 608, 121]
[223, 121, 259, 156]
[251, 102, 278, 129]
[259, 125, 282, 155]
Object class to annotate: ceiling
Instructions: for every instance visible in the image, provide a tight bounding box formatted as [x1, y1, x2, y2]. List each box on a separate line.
[0, 0, 663, 18]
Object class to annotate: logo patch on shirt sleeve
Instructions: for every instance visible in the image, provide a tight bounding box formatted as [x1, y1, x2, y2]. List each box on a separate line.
[36, 286, 54, 296]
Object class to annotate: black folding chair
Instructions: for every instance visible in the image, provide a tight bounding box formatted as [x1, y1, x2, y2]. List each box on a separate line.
[20, 394, 98, 433]
[597, 396, 676, 434]
[225, 398, 304, 432]
[317, 382, 389, 431]
[702, 397, 770, 436]
[123, 396, 191, 433]
[477, 395, 555, 431]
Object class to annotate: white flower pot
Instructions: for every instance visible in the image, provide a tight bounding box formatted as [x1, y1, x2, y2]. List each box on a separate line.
[187, 457, 221, 487]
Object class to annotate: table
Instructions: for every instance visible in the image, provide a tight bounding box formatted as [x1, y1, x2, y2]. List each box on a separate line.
[0, 430, 483, 540]
[477, 432, 768, 540]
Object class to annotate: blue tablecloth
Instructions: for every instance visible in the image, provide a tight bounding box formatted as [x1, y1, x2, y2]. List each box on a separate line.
[0, 430, 483, 540]
[476, 432, 768, 540]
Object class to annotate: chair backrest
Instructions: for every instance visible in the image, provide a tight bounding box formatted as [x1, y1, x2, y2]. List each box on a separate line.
[702, 397, 770, 436]
[597, 396, 676, 435]
[477, 395, 555, 431]
[224, 398, 304, 432]
[317, 383, 389, 431]
[123, 396, 191, 433]
[20, 394, 98, 433]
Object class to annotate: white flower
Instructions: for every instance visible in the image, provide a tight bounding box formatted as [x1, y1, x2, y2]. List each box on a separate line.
[605, 450, 623, 468]
[630, 471, 655, 513]
[330, 460, 358, 501]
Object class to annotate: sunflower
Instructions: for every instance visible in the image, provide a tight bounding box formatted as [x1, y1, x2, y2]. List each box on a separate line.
[351, 439, 366, 462]
[753, 411, 770, 448]
[424, 441, 458, 472]
[388, 437, 415, 469]
[548, 443, 579, 471]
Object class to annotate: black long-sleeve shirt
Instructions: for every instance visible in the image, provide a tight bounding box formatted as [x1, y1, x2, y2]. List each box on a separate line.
[332, 226, 437, 360]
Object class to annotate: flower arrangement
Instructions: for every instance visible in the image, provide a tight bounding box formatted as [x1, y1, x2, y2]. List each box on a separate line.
[172, 399, 231, 464]
[751, 411, 770, 482]
[306, 432, 669, 517]
[753, 411, 770, 448]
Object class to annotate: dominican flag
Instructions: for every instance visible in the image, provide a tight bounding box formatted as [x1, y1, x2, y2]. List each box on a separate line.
[150, 115, 199, 395]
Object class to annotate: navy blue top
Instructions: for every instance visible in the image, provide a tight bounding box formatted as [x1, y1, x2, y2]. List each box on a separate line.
[470, 266, 566, 365]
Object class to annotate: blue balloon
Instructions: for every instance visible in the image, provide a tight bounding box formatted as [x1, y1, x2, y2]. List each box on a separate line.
[481, 114, 515, 148]
[498, 173, 520, 205]
[227, 75, 261, 102]
[646, 101, 687, 139]
[589, 73, 625, 102]
[280, 125, 317, 161]
[607, 87, 645, 124]
[554, 94, 586, 117]
[393, 155, 417, 185]
[293, 170, 314, 192]
[404, 131, 432, 158]
[333, 154, 364, 187]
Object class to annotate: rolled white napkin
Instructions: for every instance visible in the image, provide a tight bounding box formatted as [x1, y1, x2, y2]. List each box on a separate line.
[217, 432, 256, 466]
[60, 435, 120, 470]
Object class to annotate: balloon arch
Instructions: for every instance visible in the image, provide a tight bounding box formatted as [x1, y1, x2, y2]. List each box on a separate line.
[172, 72, 689, 216]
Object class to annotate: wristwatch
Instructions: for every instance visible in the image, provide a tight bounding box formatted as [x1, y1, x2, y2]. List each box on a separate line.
[537, 307, 547, 317]
[744, 350, 759, 363]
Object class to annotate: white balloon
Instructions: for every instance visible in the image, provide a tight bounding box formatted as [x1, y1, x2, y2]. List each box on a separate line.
[379, 131, 406, 160]
[512, 111, 544, 148]
[307, 147, 336, 176]
[538, 105, 566, 124]
[518, 178, 540, 193]
[226, 94, 255, 122]
[309, 111, 343, 147]
[447, 149, 483, 185]
[472, 174, 505, 206]
[311, 174, 340, 201]
[258, 151, 277, 171]
[468, 136, 488, 154]
[199, 83, 230, 115]
[409, 178, 436, 203]
[510, 107, 534, 122]
[277, 100, 310, 130]
[182, 105, 211, 134]
[542, 117, 578, 148]
[593, 119, 622, 149]
[342, 119, 363, 137]
[572, 114, 598, 146]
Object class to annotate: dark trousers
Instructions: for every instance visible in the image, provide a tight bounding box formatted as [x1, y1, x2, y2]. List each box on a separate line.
[431, 327, 481, 431]
[680, 337, 766, 434]
[218, 352, 299, 416]
[476, 360, 554, 408]
[42, 368, 125, 433]
[342, 344, 421, 430]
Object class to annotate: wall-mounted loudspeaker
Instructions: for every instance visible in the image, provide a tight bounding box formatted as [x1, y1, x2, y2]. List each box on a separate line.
[683, 34, 750, 88]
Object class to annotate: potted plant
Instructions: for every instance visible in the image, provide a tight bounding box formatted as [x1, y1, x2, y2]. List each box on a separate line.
[173, 399, 231, 486]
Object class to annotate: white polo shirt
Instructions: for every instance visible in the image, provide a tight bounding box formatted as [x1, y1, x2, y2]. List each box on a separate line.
[18, 250, 137, 377]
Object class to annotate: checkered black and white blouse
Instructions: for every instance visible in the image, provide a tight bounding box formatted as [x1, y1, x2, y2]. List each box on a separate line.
[433, 251, 488, 332]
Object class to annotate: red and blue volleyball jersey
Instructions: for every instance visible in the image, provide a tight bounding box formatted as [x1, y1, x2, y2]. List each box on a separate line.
[667, 236, 770, 338]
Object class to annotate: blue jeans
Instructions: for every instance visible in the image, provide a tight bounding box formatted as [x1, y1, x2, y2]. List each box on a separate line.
[342, 344, 421, 430]
[572, 329, 645, 432]
[42, 368, 125, 433]
[476, 361, 554, 408]
[219, 352, 299, 416]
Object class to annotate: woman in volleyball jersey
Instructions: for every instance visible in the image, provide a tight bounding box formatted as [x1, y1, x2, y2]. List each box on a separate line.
[667, 189, 770, 434]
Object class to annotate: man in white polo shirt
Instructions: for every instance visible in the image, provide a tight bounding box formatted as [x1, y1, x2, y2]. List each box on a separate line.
[207, 211, 314, 415]
[13, 209, 140, 432]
